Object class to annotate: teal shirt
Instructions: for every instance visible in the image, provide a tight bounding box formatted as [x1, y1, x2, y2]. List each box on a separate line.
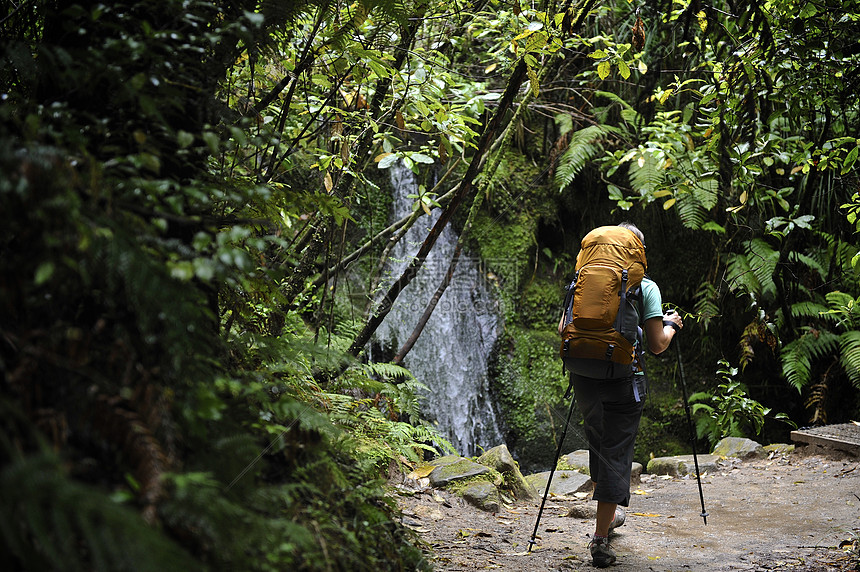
[633, 276, 663, 373]
[639, 277, 663, 323]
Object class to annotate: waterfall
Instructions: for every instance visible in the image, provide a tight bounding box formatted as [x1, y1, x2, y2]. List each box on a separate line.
[375, 164, 504, 457]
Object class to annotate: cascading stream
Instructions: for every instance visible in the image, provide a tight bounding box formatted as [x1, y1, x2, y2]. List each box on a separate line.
[375, 164, 504, 456]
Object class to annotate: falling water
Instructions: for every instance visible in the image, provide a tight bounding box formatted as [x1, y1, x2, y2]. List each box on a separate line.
[375, 164, 504, 456]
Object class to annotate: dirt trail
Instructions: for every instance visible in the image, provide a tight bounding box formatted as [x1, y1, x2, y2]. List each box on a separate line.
[396, 448, 860, 571]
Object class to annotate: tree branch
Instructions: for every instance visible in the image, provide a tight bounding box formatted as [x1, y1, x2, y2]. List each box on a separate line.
[345, 58, 529, 359]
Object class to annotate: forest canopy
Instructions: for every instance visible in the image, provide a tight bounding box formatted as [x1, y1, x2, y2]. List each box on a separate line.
[2, 0, 859, 569]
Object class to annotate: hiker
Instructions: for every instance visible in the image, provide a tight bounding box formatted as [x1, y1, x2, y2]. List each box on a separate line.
[557, 222, 683, 568]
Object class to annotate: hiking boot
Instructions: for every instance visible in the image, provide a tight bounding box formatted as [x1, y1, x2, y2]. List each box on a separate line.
[588, 536, 616, 568]
[609, 507, 626, 530]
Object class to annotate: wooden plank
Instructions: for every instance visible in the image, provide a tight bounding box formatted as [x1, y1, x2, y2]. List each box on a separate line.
[791, 430, 860, 454]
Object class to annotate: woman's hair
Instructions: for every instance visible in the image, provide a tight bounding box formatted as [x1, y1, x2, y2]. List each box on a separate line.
[617, 222, 645, 246]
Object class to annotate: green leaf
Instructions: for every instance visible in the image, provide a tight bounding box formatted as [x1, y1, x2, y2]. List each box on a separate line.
[34, 261, 55, 285]
[410, 153, 434, 164]
[597, 60, 611, 80]
[843, 145, 859, 174]
[377, 154, 399, 169]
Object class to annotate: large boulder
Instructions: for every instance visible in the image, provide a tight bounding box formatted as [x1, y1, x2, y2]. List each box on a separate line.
[478, 444, 538, 501]
[646, 454, 720, 477]
[712, 437, 766, 459]
[428, 458, 491, 487]
[525, 470, 592, 497]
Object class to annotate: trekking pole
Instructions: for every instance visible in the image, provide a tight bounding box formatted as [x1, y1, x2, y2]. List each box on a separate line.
[527, 382, 578, 552]
[674, 337, 709, 525]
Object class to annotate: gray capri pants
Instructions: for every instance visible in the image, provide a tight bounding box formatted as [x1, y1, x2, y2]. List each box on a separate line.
[571, 372, 646, 507]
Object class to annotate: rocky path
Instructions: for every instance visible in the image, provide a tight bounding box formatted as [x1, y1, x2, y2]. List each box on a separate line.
[396, 449, 860, 571]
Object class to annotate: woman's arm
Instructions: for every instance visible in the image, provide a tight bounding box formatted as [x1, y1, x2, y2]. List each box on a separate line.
[644, 310, 683, 354]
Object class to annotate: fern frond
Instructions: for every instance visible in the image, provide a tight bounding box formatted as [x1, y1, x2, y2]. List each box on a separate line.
[0, 452, 196, 571]
[627, 150, 665, 195]
[738, 321, 757, 371]
[675, 190, 709, 229]
[672, 156, 719, 229]
[555, 125, 619, 191]
[693, 280, 720, 330]
[788, 250, 827, 282]
[804, 380, 828, 425]
[554, 113, 574, 137]
[790, 301, 829, 321]
[781, 329, 838, 390]
[725, 252, 762, 297]
[745, 238, 779, 300]
[781, 334, 813, 391]
[363, 361, 416, 382]
[839, 330, 860, 388]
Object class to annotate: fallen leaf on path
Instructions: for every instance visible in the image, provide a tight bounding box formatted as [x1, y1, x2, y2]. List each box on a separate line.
[633, 489, 653, 496]
[406, 465, 436, 479]
[500, 550, 531, 556]
[405, 525, 429, 533]
[630, 512, 663, 517]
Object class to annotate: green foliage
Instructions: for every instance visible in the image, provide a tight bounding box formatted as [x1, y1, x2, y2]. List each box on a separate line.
[554, 124, 619, 191]
[782, 292, 860, 391]
[0, 449, 196, 572]
[690, 360, 794, 446]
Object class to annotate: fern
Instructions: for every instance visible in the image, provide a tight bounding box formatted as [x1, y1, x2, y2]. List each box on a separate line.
[725, 252, 762, 298]
[839, 330, 860, 388]
[781, 328, 840, 390]
[0, 452, 196, 572]
[627, 148, 665, 196]
[788, 250, 827, 283]
[745, 239, 779, 300]
[693, 279, 720, 331]
[674, 158, 719, 229]
[790, 300, 830, 321]
[824, 291, 860, 329]
[554, 125, 619, 191]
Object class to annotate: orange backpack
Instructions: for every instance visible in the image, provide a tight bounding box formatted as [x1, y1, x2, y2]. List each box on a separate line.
[559, 226, 647, 374]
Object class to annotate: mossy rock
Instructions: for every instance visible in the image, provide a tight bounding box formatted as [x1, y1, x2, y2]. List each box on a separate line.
[560, 450, 590, 474]
[461, 481, 501, 513]
[525, 470, 591, 497]
[646, 454, 720, 477]
[477, 444, 538, 501]
[428, 458, 491, 488]
[561, 449, 642, 486]
[633, 415, 688, 467]
[763, 443, 795, 455]
[711, 437, 765, 459]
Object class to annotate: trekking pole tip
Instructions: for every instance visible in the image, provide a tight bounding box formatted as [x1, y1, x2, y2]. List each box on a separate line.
[701, 511, 709, 525]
